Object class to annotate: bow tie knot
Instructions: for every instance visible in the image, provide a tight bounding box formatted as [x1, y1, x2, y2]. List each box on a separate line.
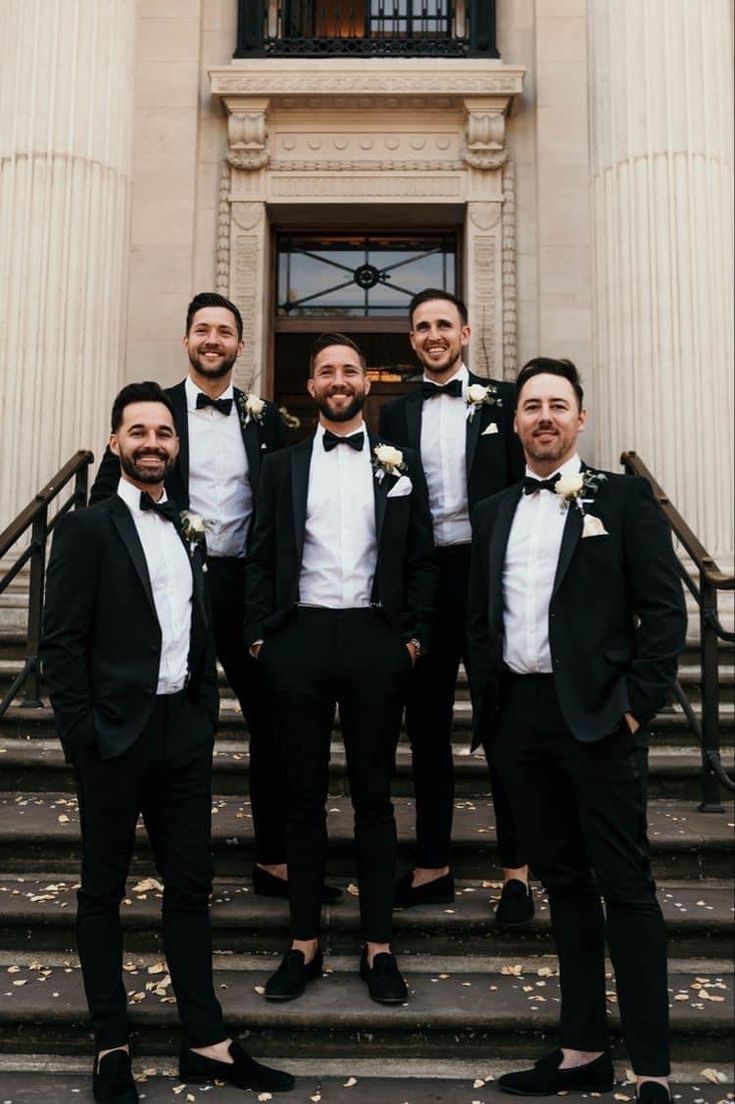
[522, 474, 561, 496]
[323, 429, 365, 453]
[196, 392, 232, 416]
[422, 378, 463, 400]
[140, 493, 179, 524]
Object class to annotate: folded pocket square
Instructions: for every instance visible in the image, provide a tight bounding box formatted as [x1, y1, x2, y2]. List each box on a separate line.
[482, 423, 499, 436]
[582, 514, 609, 538]
[387, 475, 413, 498]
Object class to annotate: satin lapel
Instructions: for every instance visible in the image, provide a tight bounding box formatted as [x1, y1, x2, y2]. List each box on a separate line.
[169, 383, 189, 492]
[552, 504, 583, 597]
[488, 487, 522, 627]
[465, 401, 483, 484]
[369, 431, 389, 547]
[234, 387, 262, 488]
[405, 390, 422, 449]
[108, 497, 156, 615]
[291, 437, 313, 565]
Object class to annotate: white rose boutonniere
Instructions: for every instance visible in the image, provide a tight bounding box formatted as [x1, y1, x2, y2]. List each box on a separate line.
[555, 469, 607, 517]
[465, 381, 502, 423]
[237, 392, 266, 427]
[372, 443, 406, 483]
[180, 511, 214, 563]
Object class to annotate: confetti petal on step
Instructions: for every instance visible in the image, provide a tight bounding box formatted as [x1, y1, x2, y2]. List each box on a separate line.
[57, 814, 69, 823]
[347, 884, 359, 896]
[254, 985, 266, 994]
[702, 1070, 729, 1084]
[343, 1077, 358, 1087]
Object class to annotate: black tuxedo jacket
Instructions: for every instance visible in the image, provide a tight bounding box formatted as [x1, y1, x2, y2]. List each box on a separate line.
[244, 433, 437, 653]
[467, 469, 687, 750]
[41, 495, 219, 764]
[379, 372, 524, 518]
[89, 381, 284, 518]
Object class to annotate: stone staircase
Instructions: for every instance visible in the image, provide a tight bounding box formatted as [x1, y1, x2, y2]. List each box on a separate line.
[0, 627, 733, 1103]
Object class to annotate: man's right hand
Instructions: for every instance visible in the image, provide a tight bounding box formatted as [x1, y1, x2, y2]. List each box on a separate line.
[249, 641, 263, 659]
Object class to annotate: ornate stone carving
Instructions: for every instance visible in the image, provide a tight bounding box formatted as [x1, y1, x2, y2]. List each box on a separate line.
[210, 70, 525, 100]
[232, 203, 265, 231]
[227, 109, 269, 171]
[231, 234, 260, 385]
[501, 160, 517, 378]
[271, 159, 464, 173]
[464, 104, 508, 171]
[472, 236, 498, 378]
[215, 162, 231, 294]
[468, 202, 501, 231]
[271, 175, 463, 198]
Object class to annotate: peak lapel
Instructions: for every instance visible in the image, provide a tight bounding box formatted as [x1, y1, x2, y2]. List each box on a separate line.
[108, 497, 156, 615]
[488, 487, 522, 626]
[169, 383, 189, 494]
[465, 401, 483, 483]
[234, 388, 263, 487]
[290, 438, 313, 565]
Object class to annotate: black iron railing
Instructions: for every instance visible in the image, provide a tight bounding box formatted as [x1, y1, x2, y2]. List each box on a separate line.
[235, 0, 498, 57]
[0, 451, 93, 718]
[621, 451, 734, 811]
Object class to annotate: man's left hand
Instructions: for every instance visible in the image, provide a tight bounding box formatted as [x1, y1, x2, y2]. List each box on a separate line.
[624, 712, 640, 733]
[406, 642, 418, 666]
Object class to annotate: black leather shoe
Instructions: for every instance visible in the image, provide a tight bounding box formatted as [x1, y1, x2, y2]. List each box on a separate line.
[637, 1084, 671, 1104]
[252, 865, 343, 904]
[359, 949, 408, 1004]
[498, 1050, 615, 1096]
[180, 1040, 294, 1093]
[265, 948, 323, 1001]
[495, 879, 535, 928]
[93, 1049, 138, 1104]
[393, 871, 454, 908]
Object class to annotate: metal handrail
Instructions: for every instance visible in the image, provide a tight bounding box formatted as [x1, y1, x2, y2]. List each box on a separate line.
[621, 451, 734, 808]
[0, 451, 93, 717]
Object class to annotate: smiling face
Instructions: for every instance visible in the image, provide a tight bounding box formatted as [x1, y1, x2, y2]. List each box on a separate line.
[307, 344, 370, 429]
[184, 306, 244, 383]
[110, 401, 179, 491]
[514, 372, 586, 475]
[409, 298, 470, 381]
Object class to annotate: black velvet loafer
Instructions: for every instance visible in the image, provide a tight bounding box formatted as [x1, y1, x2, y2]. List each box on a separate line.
[637, 1084, 671, 1104]
[264, 948, 324, 1001]
[179, 1040, 294, 1093]
[252, 865, 343, 903]
[393, 871, 455, 908]
[498, 1049, 615, 1096]
[495, 879, 535, 928]
[93, 1049, 138, 1104]
[359, 949, 408, 1004]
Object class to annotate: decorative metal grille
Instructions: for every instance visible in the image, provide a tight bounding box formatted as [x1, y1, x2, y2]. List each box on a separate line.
[235, 0, 497, 57]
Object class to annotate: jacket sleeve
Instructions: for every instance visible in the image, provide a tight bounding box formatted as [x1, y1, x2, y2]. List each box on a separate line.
[40, 512, 99, 761]
[243, 453, 280, 646]
[400, 451, 437, 653]
[88, 445, 120, 505]
[623, 477, 687, 726]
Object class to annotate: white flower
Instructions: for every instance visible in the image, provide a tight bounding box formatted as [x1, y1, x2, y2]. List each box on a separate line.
[245, 394, 265, 417]
[374, 443, 403, 469]
[466, 383, 490, 404]
[465, 381, 501, 421]
[555, 473, 584, 498]
[179, 511, 213, 555]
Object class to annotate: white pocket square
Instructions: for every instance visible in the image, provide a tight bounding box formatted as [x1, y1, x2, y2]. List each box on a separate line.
[387, 475, 413, 498]
[482, 423, 499, 436]
[582, 514, 608, 538]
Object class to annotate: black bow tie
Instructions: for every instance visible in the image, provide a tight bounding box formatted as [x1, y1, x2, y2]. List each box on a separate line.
[422, 378, 463, 400]
[196, 392, 232, 416]
[322, 429, 365, 453]
[140, 493, 179, 524]
[522, 474, 561, 496]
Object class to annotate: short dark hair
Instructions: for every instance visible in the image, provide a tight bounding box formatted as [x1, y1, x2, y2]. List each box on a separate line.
[409, 288, 468, 327]
[185, 292, 243, 340]
[309, 332, 367, 375]
[110, 381, 175, 433]
[516, 357, 584, 409]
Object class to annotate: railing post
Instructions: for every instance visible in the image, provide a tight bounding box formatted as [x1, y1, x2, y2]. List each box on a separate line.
[73, 460, 90, 510]
[697, 572, 724, 812]
[20, 506, 48, 709]
[467, 0, 499, 57]
[234, 0, 265, 57]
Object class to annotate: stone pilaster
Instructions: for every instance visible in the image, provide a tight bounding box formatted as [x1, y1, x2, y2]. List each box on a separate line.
[0, 0, 135, 525]
[588, 0, 734, 558]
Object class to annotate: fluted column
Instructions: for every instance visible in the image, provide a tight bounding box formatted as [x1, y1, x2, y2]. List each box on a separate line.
[588, 0, 734, 559]
[0, 0, 135, 525]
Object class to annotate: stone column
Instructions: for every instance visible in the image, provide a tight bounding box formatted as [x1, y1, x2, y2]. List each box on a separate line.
[588, 0, 734, 559]
[0, 0, 135, 526]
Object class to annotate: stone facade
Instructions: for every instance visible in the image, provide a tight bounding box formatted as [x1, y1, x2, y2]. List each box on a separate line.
[0, 0, 732, 562]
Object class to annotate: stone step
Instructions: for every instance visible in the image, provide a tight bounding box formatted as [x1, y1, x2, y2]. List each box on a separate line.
[1, 874, 732, 960]
[1, 737, 732, 804]
[0, 1068, 732, 1102]
[1, 794, 732, 879]
[0, 950, 731, 1060]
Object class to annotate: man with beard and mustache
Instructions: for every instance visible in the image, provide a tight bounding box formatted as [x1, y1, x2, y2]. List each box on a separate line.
[42, 382, 294, 1102]
[379, 289, 530, 925]
[244, 334, 436, 1005]
[89, 294, 333, 904]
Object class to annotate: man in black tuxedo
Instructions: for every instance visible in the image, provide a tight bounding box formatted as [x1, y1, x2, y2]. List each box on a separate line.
[468, 358, 686, 1103]
[42, 382, 293, 1102]
[379, 289, 529, 922]
[245, 333, 436, 1004]
[90, 293, 322, 903]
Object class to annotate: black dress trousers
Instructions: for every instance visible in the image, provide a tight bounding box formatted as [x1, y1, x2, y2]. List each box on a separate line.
[73, 692, 227, 1051]
[260, 607, 409, 943]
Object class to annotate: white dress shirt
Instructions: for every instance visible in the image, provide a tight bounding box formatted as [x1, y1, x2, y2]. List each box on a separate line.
[299, 423, 377, 608]
[117, 477, 193, 694]
[420, 362, 472, 547]
[185, 376, 253, 559]
[502, 454, 583, 674]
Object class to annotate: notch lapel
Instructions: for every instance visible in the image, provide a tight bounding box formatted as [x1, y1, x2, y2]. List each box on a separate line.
[109, 497, 156, 616]
[290, 437, 313, 565]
